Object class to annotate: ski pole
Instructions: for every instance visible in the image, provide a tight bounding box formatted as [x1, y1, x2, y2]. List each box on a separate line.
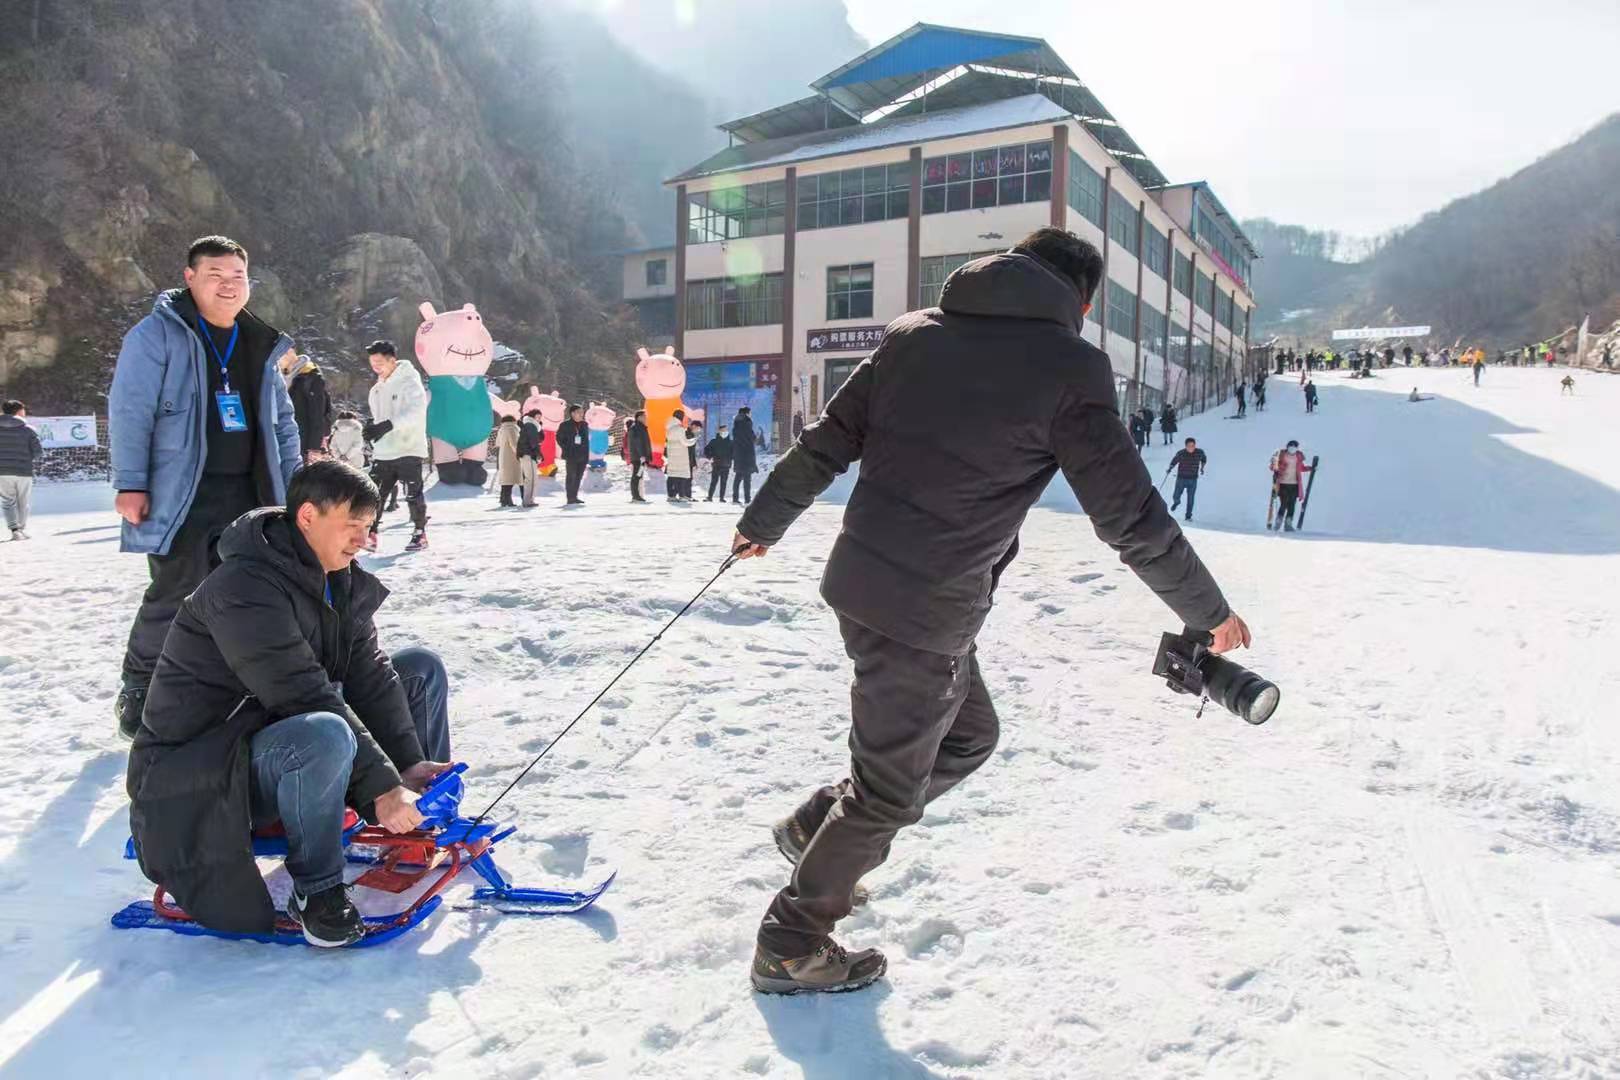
[453, 544, 752, 842]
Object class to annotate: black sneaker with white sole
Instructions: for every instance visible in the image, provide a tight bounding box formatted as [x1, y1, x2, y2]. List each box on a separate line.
[287, 884, 365, 948]
[115, 683, 147, 741]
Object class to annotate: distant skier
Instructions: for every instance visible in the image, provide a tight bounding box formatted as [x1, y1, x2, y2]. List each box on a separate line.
[1473, 354, 1484, 386]
[1561, 374, 1576, 395]
[1408, 387, 1433, 402]
[1129, 410, 1148, 453]
[1234, 381, 1247, 417]
[1269, 440, 1312, 532]
[1403, 345, 1413, 366]
[1304, 379, 1319, 413]
[1253, 376, 1267, 411]
[1166, 437, 1207, 521]
[1159, 404, 1178, 446]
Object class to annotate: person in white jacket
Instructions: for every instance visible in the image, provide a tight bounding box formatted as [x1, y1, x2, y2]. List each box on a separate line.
[364, 339, 429, 550]
[663, 409, 695, 502]
[327, 410, 367, 470]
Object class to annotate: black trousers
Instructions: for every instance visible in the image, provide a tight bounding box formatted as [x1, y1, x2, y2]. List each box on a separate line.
[564, 458, 585, 502]
[732, 470, 753, 504]
[758, 615, 1000, 955]
[122, 476, 258, 684]
[708, 466, 730, 500]
[630, 460, 645, 501]
[1276, 482, 1301, 520]
[371, 457, 426, 532]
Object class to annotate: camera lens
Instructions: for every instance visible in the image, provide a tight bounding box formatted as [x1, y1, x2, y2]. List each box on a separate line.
[1198, 653, 1280, 725]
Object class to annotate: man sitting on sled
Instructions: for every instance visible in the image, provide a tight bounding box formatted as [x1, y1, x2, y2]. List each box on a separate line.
[127, 459, 452, 947]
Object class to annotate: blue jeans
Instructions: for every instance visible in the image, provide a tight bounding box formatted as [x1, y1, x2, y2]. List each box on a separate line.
[248, 647, 453, 894]
[1171, 476, 1197, 517]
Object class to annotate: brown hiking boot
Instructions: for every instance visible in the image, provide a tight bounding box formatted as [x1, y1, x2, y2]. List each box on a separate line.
[771, 815, 870, 906]
[751, 938, 887, 995]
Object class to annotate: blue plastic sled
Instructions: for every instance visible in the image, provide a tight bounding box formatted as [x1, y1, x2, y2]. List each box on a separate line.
[112, 764, 614, 947]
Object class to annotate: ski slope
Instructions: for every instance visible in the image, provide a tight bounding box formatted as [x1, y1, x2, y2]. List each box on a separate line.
[0, 365, 1617, 1078]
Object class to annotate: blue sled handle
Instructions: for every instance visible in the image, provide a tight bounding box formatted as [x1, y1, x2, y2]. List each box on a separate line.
[414, 762, 469, 823]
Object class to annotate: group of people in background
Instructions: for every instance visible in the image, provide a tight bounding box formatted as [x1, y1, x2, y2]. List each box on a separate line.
[622, 406, 759, 505]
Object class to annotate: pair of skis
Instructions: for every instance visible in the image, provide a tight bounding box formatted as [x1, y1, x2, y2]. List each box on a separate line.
[1266, 455, 1321, 531]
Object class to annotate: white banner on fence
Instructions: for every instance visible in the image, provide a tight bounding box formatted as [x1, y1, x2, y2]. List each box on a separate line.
[1331, 325, 1431, 341]
[27, 416, 98, 449]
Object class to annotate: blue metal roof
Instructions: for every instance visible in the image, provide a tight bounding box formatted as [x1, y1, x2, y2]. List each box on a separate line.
[821, 26, 1061, 90]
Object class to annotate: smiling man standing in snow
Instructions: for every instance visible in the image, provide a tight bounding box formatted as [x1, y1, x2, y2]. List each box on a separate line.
[109, 236, 304, 740]
[732, 228, 1250, 995]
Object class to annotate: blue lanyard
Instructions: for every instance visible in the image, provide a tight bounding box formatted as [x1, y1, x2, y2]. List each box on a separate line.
[324, 579, 334, 607]
[197, 318, 240, 394]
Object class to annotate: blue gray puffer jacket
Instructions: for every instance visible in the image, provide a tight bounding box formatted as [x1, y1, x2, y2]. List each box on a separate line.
[109, 290, 301, 555]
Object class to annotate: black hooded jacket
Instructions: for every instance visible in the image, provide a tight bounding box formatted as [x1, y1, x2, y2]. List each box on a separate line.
[736, 251, 1230, 655]
[127, 508, 425, 933]
[731, 414, 758, 474]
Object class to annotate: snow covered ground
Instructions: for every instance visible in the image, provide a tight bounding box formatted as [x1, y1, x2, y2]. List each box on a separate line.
[1, 365, 1618, 1078]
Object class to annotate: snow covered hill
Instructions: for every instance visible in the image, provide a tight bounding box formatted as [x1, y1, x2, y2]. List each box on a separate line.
[1, 366, 1617, 1078]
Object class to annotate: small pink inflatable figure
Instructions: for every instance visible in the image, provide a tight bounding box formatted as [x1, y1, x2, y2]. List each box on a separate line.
[534, 390, 567, 476]
[584, 402, 616, 468]
[416, 301, 504, 484]
[636, 346, 689, 468]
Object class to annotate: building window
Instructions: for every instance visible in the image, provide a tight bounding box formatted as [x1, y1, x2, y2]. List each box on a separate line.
[826, 264, 875, 320]
[1140, 301, 1167, 358]
[645, 259, 667, 287]
[1142, 225, 1167, 278]
[1194, 270, 1214, 313]
[1107, 193, 1138, 254]
[922, 140, 1052, 216]
[1173, 251, 1192, 297]
[686, 273, 784, 330]
[1106, 280, 1137, 343]
[799, 162, 911, 230]
[918, 250, 1000, 308]
[1215, 290, 1233, 330]
[1193, 202, 1250, 288]
[687, 180, 787, 244]
[1066, 151, 1104, 226]
[1171, 319, 1189, 361]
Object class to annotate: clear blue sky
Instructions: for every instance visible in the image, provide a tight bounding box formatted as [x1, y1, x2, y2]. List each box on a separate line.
[837, 0, 1619, 237]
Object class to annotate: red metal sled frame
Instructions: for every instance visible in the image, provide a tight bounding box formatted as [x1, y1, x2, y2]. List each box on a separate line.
[148, 827, 491, 938]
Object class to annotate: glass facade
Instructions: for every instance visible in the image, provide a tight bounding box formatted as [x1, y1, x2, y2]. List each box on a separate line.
[686, 273, 784, 330]
[1173, 251, 1192, 297]
[922, 140, 1053, 215]
[1106, 280, 1137, 343]
[1142, 224, 1168, 278]
[798, 163, 911, 230]
[1108, 193, 1138, 254]
[687, 181, 787, 244]
[1067, 151, 1104, 226]
[1140, 301, 1167, 358]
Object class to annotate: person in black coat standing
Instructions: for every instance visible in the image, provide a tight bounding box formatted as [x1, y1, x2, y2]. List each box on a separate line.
[728, 229, 1248, 995]
[626, 410, 653, 504]
[281, 351, 333, 461]
[1159, 404, 1178, 446]
[704, 423, 734, 502]
[1128, 410, 1147, 452]
[127, 461, 455, 945]
[731, 407, 758, 505]
[557, 404, 591, 505]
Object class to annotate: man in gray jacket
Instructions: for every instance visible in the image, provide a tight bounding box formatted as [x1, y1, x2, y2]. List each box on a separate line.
[732, 228, 1251, 995]
[0, 399, 44, 540]
[109, 235, 302, 738]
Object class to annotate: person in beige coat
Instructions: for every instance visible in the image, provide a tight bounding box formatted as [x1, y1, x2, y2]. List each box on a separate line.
[494, 415, 521, 507]
[664, 409, 694, 501]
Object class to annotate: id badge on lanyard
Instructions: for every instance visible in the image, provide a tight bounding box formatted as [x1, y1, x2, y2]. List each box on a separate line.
[199, 318, 249, 432]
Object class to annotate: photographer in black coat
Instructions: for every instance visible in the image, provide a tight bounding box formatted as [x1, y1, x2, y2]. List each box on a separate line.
[731, 228, 1251, 995]
[730, 408, 758, 505]
[127, 460, 454, 946]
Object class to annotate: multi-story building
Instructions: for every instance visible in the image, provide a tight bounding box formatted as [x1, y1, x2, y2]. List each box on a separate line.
[661, 24, 1259, 447]
[618, 244, 677, 352]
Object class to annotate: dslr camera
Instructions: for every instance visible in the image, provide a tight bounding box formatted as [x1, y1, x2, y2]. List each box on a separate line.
[1152, 628, 1279, 725]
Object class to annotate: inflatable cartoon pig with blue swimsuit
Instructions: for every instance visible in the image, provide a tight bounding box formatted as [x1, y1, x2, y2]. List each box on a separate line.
[417, 301, 504, 485]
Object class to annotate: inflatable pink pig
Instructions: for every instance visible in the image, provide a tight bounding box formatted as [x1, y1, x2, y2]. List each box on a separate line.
[533, 390, 567, 476]
[636, 346, 690, 469]
[417, 301, 503, 485]
[584, 402, 616, 468]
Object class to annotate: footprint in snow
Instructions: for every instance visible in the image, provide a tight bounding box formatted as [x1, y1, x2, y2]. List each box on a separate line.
[1069, 572, 1103, 585]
